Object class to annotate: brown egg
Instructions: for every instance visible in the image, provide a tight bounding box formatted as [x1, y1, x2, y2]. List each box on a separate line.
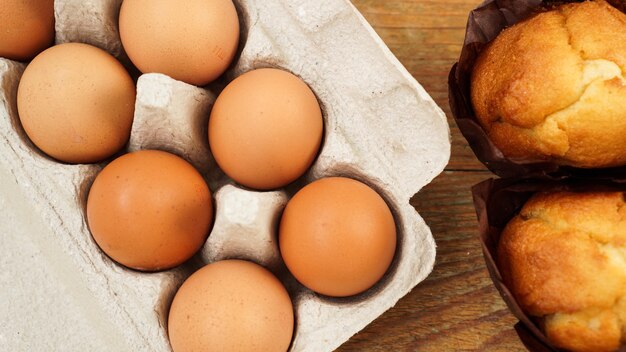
[279, 177, 396, 297]
[17, 43, 135, 164]
[119, 0, 240, 86]
[209, 68, 323, 190]
[0, 0, 55, 61]
[168, 260, 294, 352]
[86, 150, 213, 271]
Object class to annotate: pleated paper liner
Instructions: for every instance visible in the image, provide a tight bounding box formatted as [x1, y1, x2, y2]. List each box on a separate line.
[472, 177, 626, 351]
[448, 0, 626, 179]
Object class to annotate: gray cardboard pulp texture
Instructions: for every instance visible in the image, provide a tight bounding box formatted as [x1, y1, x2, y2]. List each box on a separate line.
[0, 0, 450, 351]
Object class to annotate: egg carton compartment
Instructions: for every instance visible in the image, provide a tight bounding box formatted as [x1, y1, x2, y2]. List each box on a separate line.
[0, 0, 450, 351]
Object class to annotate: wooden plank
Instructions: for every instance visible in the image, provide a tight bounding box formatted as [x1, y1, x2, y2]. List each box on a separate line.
[333, 1, 527, 351]
[354, 0, 480, 29]
[336, 170, 523, 351]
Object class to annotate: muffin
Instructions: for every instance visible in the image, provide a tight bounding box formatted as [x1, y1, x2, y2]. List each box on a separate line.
[498, 191, 626, 352]
[471, 0, 626, 168]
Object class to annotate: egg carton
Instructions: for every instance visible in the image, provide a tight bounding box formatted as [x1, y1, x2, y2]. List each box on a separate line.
[0, 0, 450, 351]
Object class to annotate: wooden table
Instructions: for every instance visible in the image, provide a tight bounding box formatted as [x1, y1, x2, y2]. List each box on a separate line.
[337, 1, 524, 351]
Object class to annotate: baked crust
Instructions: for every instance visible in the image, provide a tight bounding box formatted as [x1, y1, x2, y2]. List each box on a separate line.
[471, 0, 626, 168]
[498, 191, 626, 352]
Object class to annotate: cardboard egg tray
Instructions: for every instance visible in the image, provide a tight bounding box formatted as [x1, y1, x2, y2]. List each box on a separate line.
[0, 0, 450, 351]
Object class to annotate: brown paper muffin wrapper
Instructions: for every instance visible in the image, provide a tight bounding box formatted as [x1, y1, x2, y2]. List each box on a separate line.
[472, 177, 626, 351]
[449, 0, 626, 178]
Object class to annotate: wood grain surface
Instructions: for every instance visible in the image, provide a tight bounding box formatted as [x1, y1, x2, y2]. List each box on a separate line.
[337, 1, 525, 351]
